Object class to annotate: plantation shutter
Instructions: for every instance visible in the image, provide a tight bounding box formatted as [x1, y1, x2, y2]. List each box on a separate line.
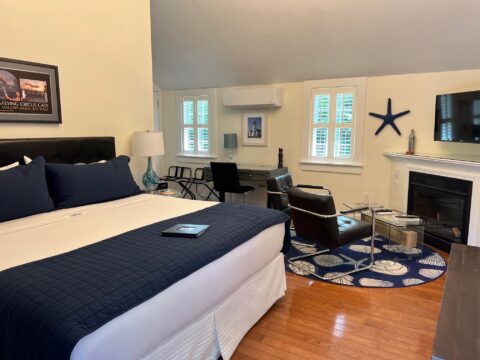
[310, 87, 356, 161]
[181, 95, 210, 154]
[311, 90, 330, 158]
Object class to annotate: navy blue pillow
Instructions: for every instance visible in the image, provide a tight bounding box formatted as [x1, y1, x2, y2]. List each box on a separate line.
[0, 157, 54, 222]
[46, 155, 141, 209]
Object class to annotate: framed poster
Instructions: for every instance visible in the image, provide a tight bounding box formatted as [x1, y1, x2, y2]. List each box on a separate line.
[0, 58, 61, 124]
[242, 112, 268, 146]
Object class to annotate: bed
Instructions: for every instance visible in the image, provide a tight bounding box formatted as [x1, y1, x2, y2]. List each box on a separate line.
[0, 137, 288, 360]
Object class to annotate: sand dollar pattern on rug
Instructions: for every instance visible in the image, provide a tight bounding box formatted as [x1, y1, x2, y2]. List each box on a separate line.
[371, 260, 409, 276]
[418, 253, 445, 266]
[288, 260, 315, 276]
[326, 273, 354, 286]
[291, 241, 318, 255]
[313, 254, 343, 267]
[359, 278, 394, 287]
[419, 268, 444, 279]
[402, 278, 425, 286]
[349, 244, 381, 254]
[382, 244, 422, 255]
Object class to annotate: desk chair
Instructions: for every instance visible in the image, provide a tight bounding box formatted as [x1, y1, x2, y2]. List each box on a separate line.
[210, 162, 254, 203]
[286, 187, 375, 281]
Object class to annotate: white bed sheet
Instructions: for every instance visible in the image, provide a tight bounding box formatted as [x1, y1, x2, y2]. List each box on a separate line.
[0, 195, 285, 359]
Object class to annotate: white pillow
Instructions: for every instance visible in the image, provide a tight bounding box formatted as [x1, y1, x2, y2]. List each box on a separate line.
[24, 156, 32, 164]
[0, 162, 19, 171]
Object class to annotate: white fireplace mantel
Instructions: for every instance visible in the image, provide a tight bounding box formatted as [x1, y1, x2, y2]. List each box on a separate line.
[384, 152, 480, 247]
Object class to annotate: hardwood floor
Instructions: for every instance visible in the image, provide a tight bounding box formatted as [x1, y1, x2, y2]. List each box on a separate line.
[233, 251, 448, 360]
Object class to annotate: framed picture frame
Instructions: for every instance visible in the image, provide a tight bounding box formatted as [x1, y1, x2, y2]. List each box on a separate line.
[241, 111, 268, 146]
[0, 57, 62, 124]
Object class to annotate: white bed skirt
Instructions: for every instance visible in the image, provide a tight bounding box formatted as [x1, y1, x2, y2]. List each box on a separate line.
[143, 253, 287, 360]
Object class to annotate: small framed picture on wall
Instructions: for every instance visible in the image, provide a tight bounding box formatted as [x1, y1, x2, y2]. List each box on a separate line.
[242, 111, 268, 146]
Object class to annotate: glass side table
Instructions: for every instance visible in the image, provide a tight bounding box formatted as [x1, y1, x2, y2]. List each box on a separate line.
[360, 209, 425, 260]
[344, 203, 424, 261]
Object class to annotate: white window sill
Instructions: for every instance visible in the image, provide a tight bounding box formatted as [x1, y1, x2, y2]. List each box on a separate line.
[300, 160, 363, 174]
[176, 154, 218, 164]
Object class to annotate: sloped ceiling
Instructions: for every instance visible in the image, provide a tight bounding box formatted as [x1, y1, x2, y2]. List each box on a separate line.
[151, 0, 480, 90]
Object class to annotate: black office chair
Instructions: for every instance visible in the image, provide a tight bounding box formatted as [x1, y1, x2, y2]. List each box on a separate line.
[210, 162, 255, 203]
[286, 187, 375, 281]
[267, 173, 331, 215]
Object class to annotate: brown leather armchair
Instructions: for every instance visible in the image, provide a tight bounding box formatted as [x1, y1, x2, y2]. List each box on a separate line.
[286, 187, 375, 281]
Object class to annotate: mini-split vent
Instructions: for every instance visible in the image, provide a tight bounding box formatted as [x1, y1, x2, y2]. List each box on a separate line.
[223, 87, 283, 108]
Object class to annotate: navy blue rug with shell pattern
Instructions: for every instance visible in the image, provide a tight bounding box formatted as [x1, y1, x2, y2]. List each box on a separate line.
[285, 235, 447, 288]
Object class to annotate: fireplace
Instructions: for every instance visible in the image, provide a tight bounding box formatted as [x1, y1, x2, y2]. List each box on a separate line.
[407, 172, 473, 252]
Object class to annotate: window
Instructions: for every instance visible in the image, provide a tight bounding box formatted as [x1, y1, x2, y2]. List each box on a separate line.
[176, 89, 216, 158]
[302, 78, 366, 174]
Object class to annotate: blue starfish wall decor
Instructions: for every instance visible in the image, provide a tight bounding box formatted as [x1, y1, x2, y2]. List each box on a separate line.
[369, 98, 410, 136]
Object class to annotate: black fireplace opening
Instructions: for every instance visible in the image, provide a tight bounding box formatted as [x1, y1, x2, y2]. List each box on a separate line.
[407, 171, 472, 252]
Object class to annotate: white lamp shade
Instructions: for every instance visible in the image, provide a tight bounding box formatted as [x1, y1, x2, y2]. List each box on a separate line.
[132, 131, 165, 157]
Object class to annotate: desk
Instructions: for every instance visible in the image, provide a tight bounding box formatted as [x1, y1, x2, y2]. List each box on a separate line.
[203, 165, 288, 206]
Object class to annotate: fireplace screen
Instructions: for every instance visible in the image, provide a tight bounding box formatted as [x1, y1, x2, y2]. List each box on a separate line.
[408, 172, 472, 248]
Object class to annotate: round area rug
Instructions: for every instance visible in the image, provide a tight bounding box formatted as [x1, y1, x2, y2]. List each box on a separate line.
[285, 235, 447, 288]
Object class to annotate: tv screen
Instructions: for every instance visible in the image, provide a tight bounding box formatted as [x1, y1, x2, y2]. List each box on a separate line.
[434, 90, 480, 143]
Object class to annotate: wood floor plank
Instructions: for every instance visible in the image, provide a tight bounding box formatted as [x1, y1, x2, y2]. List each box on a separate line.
[232, 251, 448, 360]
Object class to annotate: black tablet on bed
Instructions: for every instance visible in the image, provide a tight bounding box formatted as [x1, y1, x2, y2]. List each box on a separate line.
[161, 224, 210, 238]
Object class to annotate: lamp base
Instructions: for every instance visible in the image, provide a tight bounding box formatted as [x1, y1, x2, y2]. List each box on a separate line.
[143, 156, 160, 192]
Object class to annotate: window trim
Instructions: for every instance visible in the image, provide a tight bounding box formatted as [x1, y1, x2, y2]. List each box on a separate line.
[175, 88, 217, 158]
[302, 77, 367, 174]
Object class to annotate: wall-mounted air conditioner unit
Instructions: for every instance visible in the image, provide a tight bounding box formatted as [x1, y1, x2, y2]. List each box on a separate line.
[223, 87, 283, 108]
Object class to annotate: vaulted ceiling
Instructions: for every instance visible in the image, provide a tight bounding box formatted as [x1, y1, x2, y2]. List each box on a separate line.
[151, 0, 480, 90]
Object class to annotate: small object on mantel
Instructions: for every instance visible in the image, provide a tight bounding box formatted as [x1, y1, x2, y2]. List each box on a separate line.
[406, 129, 415, 155]
[278, 148, 284, 169]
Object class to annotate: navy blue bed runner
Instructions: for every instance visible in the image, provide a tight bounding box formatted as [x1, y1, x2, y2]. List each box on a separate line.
[0, 203, 289, 359]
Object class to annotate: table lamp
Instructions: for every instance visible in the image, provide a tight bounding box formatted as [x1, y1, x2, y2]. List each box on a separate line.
[132, 130, 165, 191]
[224, 133, 238, 161]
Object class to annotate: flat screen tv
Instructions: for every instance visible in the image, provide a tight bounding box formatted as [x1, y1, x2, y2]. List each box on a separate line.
[434, 89, 480, 143]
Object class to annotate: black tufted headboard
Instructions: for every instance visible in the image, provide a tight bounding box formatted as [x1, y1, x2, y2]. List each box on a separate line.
[0, 137, 116, 166]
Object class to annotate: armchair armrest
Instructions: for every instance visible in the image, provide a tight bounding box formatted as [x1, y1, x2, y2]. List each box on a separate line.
[297, 184, 324, 189]
[296, 184, 331, 195]
[289, 205, 342, 219]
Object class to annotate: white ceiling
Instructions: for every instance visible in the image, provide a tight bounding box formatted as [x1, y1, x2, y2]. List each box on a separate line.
[151, 0, 480, 90]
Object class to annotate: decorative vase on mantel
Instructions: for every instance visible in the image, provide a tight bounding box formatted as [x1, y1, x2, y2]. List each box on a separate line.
[406, 129, 415, 155]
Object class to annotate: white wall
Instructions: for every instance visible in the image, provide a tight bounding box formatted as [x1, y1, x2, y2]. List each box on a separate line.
[1, 0, 155, 183]
[162, 69, 480, 206]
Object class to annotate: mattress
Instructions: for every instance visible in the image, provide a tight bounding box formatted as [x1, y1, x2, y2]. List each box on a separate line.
[0, 195, 285, 359]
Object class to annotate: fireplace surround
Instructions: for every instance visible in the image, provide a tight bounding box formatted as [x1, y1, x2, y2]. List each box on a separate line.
[385, 152, 480, 249]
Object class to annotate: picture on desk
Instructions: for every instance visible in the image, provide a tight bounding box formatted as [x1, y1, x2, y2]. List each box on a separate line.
[242, 111, 268, 146]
